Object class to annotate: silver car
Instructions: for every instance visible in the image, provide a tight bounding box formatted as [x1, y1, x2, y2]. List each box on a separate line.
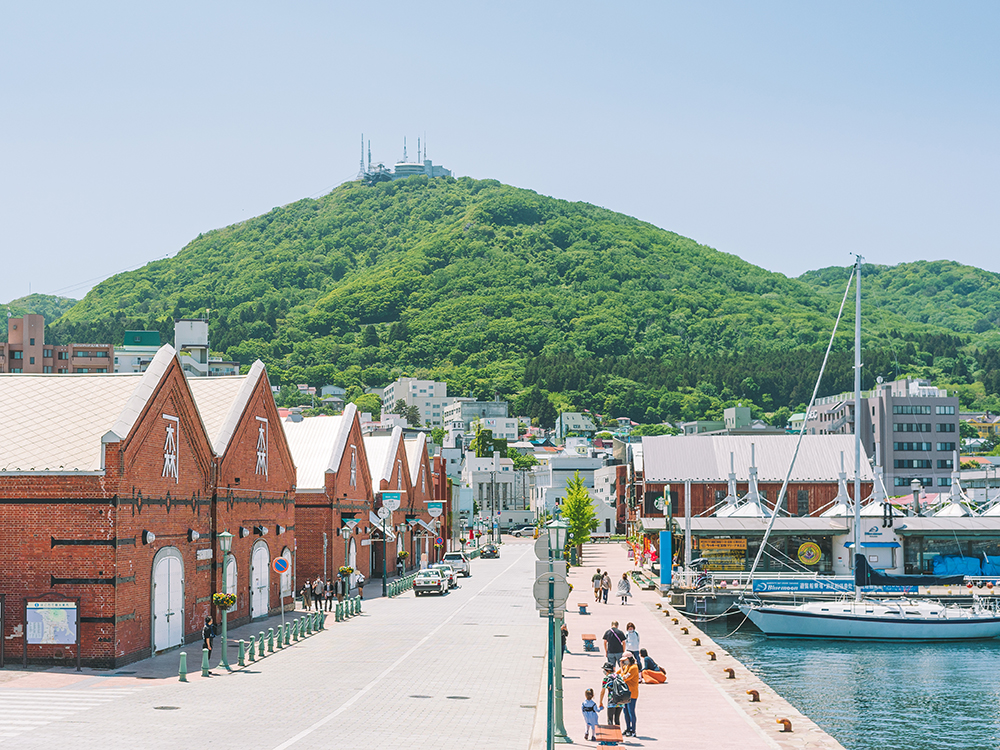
[414, 570, 448, 596]
[442, 551, 471, 577]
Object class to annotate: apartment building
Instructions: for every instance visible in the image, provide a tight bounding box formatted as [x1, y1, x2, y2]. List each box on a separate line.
[380, 377, 448, 427]
[0, 314, 113, 373]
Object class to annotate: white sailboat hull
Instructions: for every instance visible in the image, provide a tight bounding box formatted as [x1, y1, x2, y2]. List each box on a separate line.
[740, 599, 1000, 641]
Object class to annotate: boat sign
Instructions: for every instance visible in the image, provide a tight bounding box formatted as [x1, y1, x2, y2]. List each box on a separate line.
[753, 578, 915, 594]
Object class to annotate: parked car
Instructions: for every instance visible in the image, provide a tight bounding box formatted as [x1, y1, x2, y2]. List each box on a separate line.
[480, 544, 500, 559]
[442, 551, 471, 577]
[431, 563, 458, 588]
[509, 526, 536, 538]
[413, 570, 448, 596]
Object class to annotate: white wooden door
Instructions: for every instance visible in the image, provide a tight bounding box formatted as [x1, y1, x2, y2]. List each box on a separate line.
[224, 557, 238, 614]
[153, 555, 183, 651]
[250, 544, 269, 619]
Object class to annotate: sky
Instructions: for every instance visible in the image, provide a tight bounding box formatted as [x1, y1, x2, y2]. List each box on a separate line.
[1, 1, 997, 304]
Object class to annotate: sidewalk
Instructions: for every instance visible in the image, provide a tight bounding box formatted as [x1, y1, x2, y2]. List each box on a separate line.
[559, 543, 845, 749]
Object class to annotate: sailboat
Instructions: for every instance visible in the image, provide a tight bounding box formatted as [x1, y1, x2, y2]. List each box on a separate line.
[739, 256, 1000, 641]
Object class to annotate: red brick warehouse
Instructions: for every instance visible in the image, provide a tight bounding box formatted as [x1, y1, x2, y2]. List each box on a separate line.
[0, 346, 294, 667]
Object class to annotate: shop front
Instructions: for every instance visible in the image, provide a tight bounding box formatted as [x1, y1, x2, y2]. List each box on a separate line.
[896, 517, 1000, 577]
[689, 518, 849, 575]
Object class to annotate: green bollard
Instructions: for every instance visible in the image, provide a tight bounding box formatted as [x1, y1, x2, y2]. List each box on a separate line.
[248, 637, 256, 662]
[238, 640, 246, 666]
[201, 648, 210, 677]
[335, 601, 342, 622]
[292, 619, 299, 641]
[318, 611, 325, 630]
[276, 627, 283, 649]
[306, 614, 313, 634]
[258, 632, 265, 658]
[179, 651, 188, 682]
[284, 622, 291, 645]
[267, 628, 275, 652]
[357, 595, 362, 613]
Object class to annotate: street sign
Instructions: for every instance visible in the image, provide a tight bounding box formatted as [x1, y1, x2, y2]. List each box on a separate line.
[532, 572, 570, 611]
[272, 557, 289, 574]
[381, 491, 402, 512]
[377, 506, 391, 519]
[435, 536, 444, 545]
[428, 502, 443, 518]
[534, 535, 551, 561]
[535, 560, 568, 581]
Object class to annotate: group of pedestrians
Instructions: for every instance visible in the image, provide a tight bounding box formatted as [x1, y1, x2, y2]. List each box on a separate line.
[300, 573, 365, 611]
[579, 619, 667, 741]
[590, 568, 634, 606]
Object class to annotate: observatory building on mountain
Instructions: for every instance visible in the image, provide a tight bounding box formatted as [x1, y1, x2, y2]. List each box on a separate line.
[358, 135, 451, 183]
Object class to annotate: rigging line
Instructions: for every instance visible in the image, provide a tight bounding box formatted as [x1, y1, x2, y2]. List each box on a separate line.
[747, 262, 858, 582]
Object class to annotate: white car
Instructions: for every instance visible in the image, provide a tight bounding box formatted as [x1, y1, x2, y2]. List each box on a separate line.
[442, 551, 471, 577]
[431, 563, 458, 588]
[509, 526, 536, 538]
[414, 570, 448, 596]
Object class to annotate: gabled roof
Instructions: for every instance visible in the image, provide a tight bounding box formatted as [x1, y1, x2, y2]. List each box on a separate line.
[364, 426, 403, 486]
[641, 434, 874, 483]
[281, 403, 357, 491]
[187, 361, 266, 455]
[404, 432, 428, 485]
[0, 345, 177, 473]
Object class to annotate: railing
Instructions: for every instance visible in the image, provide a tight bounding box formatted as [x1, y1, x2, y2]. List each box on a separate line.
[387, 572, 419, 598]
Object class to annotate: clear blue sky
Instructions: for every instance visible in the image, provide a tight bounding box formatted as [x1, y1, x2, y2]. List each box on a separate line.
[2, 1, 997, 304]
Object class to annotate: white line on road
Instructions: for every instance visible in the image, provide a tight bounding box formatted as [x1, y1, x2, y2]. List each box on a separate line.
[271, 546, 533, 750]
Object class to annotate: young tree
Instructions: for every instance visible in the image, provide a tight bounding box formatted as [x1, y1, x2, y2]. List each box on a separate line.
[562, 471, 597, 561]
[511, 451, 539, 470]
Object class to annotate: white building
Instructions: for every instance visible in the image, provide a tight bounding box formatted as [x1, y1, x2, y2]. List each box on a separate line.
[461, 451, 533, 531]
[471, 416, 518, 442]
[556, 412, 597, 440]
[530, 453, 614, 533]
[173, 319, 239, 378]
[380, 377, 448, 428]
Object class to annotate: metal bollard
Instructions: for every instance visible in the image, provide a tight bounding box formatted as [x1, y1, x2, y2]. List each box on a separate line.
[257, 632, 265, 658]
[238, 640, 246, 666]
[201, 648, 210, 677]
[306, 614, 313, 634]
[284, 622, 291, 645]
[276, 627, 283, 649]
[318, 611, 325, 630]
[357, 595, 362, 614]
[179, 651, 188, 682]
[248, 637, 256, 662]
[335, 601, 342, 622]
[267, 628, 275, 652]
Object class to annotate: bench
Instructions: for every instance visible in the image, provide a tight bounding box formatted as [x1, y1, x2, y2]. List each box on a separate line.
[595, 724, 623, 746]
[581, 633, 599, 652]
[578, 602, 590, 615]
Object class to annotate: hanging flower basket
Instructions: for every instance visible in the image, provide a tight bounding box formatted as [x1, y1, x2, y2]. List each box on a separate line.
[434, 542, 443, 549]
[338, 566, 354, 576]
[213, 592, 236, 609]
[397, 550, 409, 559]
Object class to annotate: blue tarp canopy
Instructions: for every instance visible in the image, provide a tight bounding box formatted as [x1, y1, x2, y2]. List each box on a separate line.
[855, 554, 965, 587]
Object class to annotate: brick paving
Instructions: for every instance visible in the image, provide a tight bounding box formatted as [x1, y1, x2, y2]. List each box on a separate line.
[0, 540, 545, 749]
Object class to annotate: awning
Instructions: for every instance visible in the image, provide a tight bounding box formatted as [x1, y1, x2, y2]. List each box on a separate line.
[368, 511, 396, 540]
[640, 517, 667, 531]
[689, 517, 849, 536]
[844, 542, 901, 548]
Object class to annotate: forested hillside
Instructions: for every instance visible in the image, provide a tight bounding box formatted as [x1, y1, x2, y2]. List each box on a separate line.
[44, 177, 1000, 423]
[0, 294, 77, 342]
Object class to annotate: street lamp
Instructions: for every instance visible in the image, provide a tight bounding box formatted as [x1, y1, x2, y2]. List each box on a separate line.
[218, 530, 233, 671]
[544, 519, 570, 746]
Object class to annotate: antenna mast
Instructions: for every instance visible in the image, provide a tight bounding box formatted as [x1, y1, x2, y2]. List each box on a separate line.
[367, 140, 371, 171]
[358, 133, 365, 178]
[418, 137, 421, 163]
[403, 137, 407, 162]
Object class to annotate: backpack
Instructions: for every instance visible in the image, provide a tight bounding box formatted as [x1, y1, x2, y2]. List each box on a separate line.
[607, 674, 630, 704]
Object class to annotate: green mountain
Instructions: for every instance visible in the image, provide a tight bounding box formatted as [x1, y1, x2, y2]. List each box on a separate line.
[1, 294, 78, 342]
[46, 177, 1000, 422]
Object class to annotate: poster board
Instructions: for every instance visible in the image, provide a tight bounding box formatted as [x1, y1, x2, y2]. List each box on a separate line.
[23, 597, 82, 671]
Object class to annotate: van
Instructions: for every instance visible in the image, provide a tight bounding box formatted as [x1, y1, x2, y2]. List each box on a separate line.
[442, 551, 471, 577]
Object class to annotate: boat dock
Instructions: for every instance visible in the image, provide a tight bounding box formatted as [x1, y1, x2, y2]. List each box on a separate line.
[550, 542, 846, 749]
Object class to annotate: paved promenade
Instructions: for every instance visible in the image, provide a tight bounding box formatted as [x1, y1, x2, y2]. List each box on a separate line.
[0, 540, 545, 749]
[560, 543, 845, 750]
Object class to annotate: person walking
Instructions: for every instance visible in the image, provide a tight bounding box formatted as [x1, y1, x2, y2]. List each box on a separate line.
[602, 620, 626, 668]
[301, 582, 312, 611]
[591, 569, 603, 603]
[617, 572, 632, 605]
[561, 622, 569, 654]
[312, 577, 324, 611]
[202, 615, 215, 662]
[598, 662, 623, 728]
[335, 574, 347, 603]
[355, 571, 366, 600]
[582, 688, 599, 742]
[624, 622, 641, 672]
[618, 652, 640, 737]
[601, 571, 611, 604]
[324, 579, 334, 611]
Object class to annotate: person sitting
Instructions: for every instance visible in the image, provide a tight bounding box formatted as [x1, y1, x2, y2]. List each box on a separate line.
[639, 648, 667, 683]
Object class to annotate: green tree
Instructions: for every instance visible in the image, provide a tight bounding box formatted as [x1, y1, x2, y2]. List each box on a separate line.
[351, 393, 381, 419]
[511, 451, 539, 470]
[562, 471, 597, 560]
[404, 404, 422, 427]
[431, 427, 446, 446]
[361, 324, 380, 348]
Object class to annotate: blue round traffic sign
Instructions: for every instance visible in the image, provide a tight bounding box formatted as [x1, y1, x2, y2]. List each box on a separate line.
[272, 557, 290, 574]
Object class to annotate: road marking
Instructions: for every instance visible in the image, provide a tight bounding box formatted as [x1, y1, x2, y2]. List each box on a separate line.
[271, 547, 532, 750]
[0, 687, 143, 746]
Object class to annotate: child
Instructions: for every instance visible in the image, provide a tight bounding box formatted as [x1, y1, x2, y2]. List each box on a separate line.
[582, 688, 599, 741]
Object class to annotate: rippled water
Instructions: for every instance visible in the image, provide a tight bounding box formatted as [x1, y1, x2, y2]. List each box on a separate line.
[703, 620, 1000, 750]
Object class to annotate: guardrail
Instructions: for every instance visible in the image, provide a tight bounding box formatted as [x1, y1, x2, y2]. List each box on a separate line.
[388, 572, 418, 598]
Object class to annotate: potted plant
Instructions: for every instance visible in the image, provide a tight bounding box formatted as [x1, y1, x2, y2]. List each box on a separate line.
[213, 592, 236, 609]
[397, 550, 409, 560]
[338, 565, 354, 577]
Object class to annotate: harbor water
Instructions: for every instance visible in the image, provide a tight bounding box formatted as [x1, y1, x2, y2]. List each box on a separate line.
[704, 620, 1000, 749]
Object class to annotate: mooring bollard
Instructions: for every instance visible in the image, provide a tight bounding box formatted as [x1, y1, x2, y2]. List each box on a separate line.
[201, 648, 210, 677]
[238, 640, 246, 666]
[179, 651, 188, 682]
[257, 631, 265, 658]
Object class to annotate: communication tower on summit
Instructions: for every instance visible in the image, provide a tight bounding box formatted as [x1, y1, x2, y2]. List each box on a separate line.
[359, 134, 451, 184]
[357, 133, 366, 179]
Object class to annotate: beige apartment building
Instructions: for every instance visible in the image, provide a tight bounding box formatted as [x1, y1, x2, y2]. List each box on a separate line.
[0, 314, 113, 374]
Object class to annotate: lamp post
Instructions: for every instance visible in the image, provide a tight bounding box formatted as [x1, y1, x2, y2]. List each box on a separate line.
[544, 519, 570, 747]
[218, 530, 233, 671]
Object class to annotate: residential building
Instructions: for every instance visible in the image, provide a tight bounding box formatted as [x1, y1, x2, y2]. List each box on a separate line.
[0, 314, 113, 374]
[529, 453, 614, 537]
[380, 377, 448, 427]
[470, 416, 518, 442]
[462, 451, 534, 531]
[174, 318, 239, 377]
[964, 412, 1000, 441]
[805, 378, 960, 492]
[114, 330, 161, 373]
[555, 411, 597, 441]
[443, 398, 509, 431]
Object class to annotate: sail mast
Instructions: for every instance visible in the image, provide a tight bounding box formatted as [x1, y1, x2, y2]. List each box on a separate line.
[854, 255, 863, 601]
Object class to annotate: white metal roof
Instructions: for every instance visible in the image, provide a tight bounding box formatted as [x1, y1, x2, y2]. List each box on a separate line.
[364, 426, 402, 486]
[640, 435, 874, 483]
[0, 345, 176, 473]
[281, 409, 352, 491]
[404, 433, 427, 485]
